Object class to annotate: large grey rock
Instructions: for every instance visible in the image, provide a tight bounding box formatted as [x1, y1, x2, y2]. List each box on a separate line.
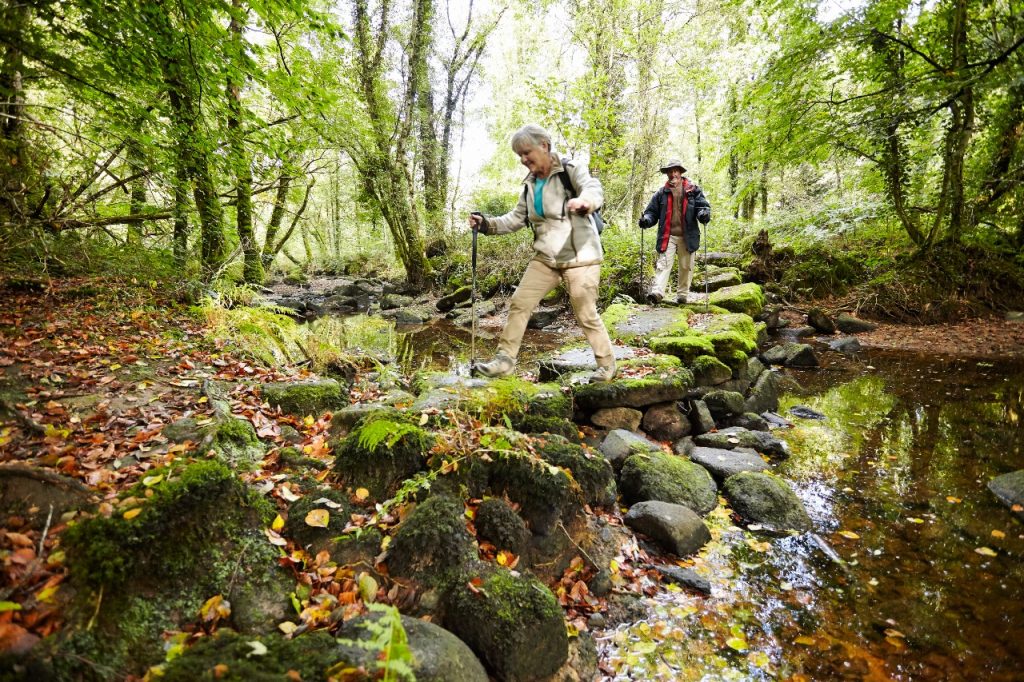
[744, 369, 781, 414]
[528, 306, 562, 329]
[619, 451, 718, 515]
[641, 402, 691, 442]
[693, 267, 743, 293]
[807, 307, 836, 334]
[693, 426, 790, 458]
[691, 355, 733, 387]
[380, 293, 415, 310]
[392, 305, 434, 325]
[836, 313, 878, 333]
[829, 336, 862, 353]
[592, 407, 643, 431]
[688, 446, 770, 483]
[537, 345, 642, 381]
[689, 399, 717, 435]
[598, 429, 661, 471]
[702, 390, 746, 419]
[988, 470, 1024, 521]
[436, 286, 472, 312]
[723, 471, 812, 531]
[624, 500, 711, 557]
[762, 343, 819, 368]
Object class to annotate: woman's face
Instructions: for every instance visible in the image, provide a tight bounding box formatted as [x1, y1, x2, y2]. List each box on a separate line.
[518, 143, 552, 177]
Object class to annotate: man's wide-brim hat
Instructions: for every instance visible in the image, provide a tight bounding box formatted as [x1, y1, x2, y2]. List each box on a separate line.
[659, 160, 687, 174]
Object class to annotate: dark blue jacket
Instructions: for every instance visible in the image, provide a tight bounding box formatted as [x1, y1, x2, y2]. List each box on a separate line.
[639, 179, 711, 254]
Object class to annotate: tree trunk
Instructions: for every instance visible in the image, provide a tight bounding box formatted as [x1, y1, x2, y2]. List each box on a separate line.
[937, 0, 973, 244]
[262, 172, 292, 268]
[0, 1, 29, 223]
[127, 139, 147, 245]
[172, 154, 190, 268]
[228, 0, 263, 283]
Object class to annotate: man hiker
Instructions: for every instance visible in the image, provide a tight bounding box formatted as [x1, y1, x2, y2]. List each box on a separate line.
[638, 160, 712, 304]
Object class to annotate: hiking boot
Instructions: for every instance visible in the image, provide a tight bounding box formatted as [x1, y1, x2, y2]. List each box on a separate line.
[675, 291, 691, 305]
[474, 353, 515, 378]
[645, 292, 663, 305]
[589, 363, 617, 383]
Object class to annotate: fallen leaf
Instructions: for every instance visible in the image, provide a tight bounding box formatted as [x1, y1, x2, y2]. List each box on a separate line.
[946, 496, 962, 504]
[354, 488, 369, 502]
[794, 635, 816, 646]
[974, 547, 998, 557]
[305, 509, 330, 528]
[726, 637, 748, 652]
[246, 641, 267, 657]
[272, 514, 285, 532]
[123, 508, 142, 520]
[907, 517, 925, 524]
[837, 530, 860, 540]
[991, 530, 1006, 540]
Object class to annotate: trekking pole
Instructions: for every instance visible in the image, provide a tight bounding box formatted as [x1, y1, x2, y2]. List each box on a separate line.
[470, 214, 481, 369]
[640, 225, 645, 302]
[703, 222, 709, 313]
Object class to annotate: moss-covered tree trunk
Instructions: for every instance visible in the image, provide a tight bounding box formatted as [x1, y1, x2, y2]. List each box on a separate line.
[0, 1, 30, 225]
[127, 139, 148, 245]
[262, 171, 292, 268]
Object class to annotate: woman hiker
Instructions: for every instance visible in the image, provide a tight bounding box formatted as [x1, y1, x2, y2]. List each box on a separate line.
[467, 123, 617, 383]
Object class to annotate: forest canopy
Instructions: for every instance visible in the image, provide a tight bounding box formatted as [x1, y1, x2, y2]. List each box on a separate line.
[1, 0, 1021, 297]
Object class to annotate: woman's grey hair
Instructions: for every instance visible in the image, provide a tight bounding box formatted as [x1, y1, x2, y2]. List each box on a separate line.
[510, 124, 552, 154]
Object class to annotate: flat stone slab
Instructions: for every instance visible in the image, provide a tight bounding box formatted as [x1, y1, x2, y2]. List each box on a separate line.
[653, 565, 712, 594]
[688, 446, 770, 482]
[624, 500, 711, 557]
[538, 345, 641, 381]
[988, 470, 1024, 521]
[573, 371, 693, 411]
[604, 306, 690, 341]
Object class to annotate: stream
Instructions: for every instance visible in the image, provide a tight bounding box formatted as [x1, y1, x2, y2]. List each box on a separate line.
[317, 314, 1024, 681]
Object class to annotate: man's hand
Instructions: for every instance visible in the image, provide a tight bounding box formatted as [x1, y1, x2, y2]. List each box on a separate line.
[697, 208, 711, 224]
[567, 198, 590, 215]
[638, 216, 651, 228]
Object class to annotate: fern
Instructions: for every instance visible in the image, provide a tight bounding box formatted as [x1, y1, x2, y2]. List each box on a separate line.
[332, 603, 416, 681]
[357, 418, 421, 451]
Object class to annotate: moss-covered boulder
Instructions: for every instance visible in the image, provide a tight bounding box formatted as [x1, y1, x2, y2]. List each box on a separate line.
[332, 410, 435, 500]
[762, 342, 819, 368]
[207, 415, 265, 470]
[160, 630, 349, 681]
[745, 369, 781, 414]
[484, 448, 584, 536]
[533, 434, 616, 508]
[442, 565, 568, 681]
[597, 429, 662, 471]
[573, 370, 693, 412]
[647, 335, 715, 364]
[723, 471, 812, 532]
[693, 266, 743, 292]
[475, 498, 530, 555]
[708, 283, 765, 317]
[335, 611, 489, 682]
[262, 379, 348, 418]
[624, 500, 711, 557]
[691, 355, 733, 386]
[619, 452, 718, 515]
[283, 487, 352, 554]
[702, 389, 746, 419]
[437, 285, 472, 312]
[640, 402, 691, 442]
[387, 495, 477, 588]
[55, 461, 290, 679]
[693, 426, 790, 458]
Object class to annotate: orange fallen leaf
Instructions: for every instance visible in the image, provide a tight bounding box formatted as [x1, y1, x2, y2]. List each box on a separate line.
[305, 509, 330, 528]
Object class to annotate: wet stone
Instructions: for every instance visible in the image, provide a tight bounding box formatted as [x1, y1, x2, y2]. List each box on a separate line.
[688, 446, 770, 483]
[624, 500, 712, 557]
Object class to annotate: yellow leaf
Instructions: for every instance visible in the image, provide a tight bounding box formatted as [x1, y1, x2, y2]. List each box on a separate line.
[354, 488, 369, 502]
[837, 530, 860, 540]
[991, 530, 1006, 539]
[123, 508, 142, 520]
[726, 637, 748, 652]
[794, 636, 817, 646]
[975, 546, 998, 557]
[305, 509, 330, 528]
[609, 559, 619, 574]
[272, 514, 285, 531]
[419, 412, 430, 425]
[496, 552, 508, 566]
[907, 517, 925, 524]
[358, 573, 378, 603]
[946, 496, 962, 504]
[303, 415, 315, 427]
[278, 621, 298, 635]
[141, 474, 163, 487]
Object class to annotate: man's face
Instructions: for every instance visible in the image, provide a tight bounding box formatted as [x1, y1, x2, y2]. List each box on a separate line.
[667, 168, 683, 186]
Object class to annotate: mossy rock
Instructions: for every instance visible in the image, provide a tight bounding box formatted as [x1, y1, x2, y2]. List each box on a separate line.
[56, 461, 290, 679]
[702, 390, 746, 419]
[618, 353, 683, 372]
[572, 370, 693, 412]
[707, 283, 765, 317]
[707, 330, 757, 358]
[464, 377, 571, 425]
[533, 434, 616, 508]
[475, 498, 530, 555]
[619, 451, 718, 516]
[602, 304, 690, 343]
[262, 379, 348, 418]
[386, 495, 477, 588]
[160, 630, 347, 681]
[208, 415, 265, 470]
[647, 335, 715, 364]
[483, 448, 584, 536]
[722, 471, 812, 532]
[442, 564, 568, 682]
[283, 488, 352, 553]
[332, 411, 435, 501]
[509, 414, 579, 440]
[690, 355, 733, 386]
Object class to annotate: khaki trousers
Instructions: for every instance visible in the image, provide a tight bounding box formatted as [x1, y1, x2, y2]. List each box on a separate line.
[650, 234, 694, 298]
[498, 260, 615, 369]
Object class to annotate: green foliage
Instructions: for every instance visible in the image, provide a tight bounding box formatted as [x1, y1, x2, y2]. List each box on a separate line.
[333, 604, 415, 682]
[356, 418, 425, 452]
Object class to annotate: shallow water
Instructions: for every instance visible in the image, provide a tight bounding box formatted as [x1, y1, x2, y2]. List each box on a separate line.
[321, 315, 1024, 680]
[597, 351, 1024, 681]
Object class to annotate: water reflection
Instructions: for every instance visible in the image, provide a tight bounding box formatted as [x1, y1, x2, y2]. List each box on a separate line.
[598, 353, 1024, 681]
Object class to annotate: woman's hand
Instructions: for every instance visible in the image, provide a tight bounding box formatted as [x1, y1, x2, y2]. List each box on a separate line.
[567, 198, 590, 215]
[468, 212, 484, 231]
